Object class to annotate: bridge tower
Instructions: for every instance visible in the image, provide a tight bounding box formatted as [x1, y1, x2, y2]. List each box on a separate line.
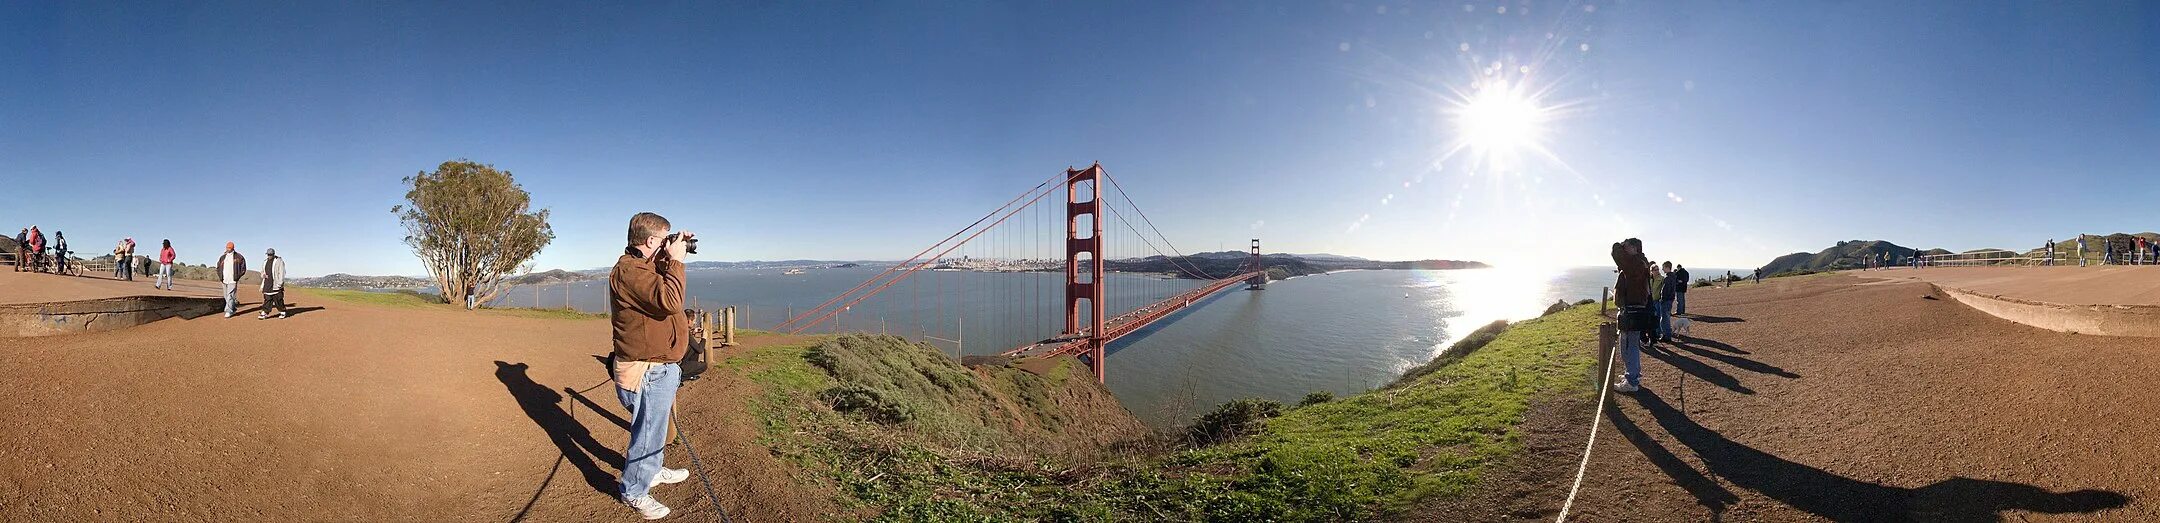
[1247, 238, 1267, 290]
[1065, 164, 1108, 382]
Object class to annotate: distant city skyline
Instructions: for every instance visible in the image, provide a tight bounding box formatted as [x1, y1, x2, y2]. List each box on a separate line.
[5, 2, 2154, 277]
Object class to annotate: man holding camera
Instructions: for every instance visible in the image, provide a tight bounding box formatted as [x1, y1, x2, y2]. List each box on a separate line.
[1610, 238, 1652, 393]
[609, 212, 696, 520]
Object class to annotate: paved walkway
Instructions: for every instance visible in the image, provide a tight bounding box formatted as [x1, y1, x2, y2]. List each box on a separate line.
[0, 269, 220, 305]
[1855, 266, 2160, 306]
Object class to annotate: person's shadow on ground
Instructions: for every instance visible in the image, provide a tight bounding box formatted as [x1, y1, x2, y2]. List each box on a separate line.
[1611, 390, 2129, 521]
[494, 361, 625, 498]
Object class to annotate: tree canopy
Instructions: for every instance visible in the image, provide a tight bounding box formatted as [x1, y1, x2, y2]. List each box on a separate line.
[393, 160, 554, 306]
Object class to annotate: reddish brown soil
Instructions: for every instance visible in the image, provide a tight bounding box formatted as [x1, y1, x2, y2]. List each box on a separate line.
[1440, 274, 2158, 522]
[0, 284, 838, 522]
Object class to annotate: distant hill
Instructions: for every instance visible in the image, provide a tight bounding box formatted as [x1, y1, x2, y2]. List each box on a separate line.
[505, 268, 603, 286]
[292, 273, 432, 289]
[1105, 253, 1487, 281]
[1758, 240, 1944, 275]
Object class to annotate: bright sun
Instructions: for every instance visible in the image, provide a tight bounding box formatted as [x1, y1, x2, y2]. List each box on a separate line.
[1455, 81, 1545, 154]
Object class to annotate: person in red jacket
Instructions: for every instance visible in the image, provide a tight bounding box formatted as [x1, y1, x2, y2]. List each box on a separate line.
[27, 226, 45, 273]
[156, 240, 177, 290]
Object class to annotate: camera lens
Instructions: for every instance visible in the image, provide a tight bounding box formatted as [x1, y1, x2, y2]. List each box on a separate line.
[684, 238, 699, 255]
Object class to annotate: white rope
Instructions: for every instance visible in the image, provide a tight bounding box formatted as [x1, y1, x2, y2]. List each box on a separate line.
[1555, 338, 1620, 523]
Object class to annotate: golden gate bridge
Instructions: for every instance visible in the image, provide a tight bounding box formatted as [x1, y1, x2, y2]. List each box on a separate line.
[773, 164, 1268, 382]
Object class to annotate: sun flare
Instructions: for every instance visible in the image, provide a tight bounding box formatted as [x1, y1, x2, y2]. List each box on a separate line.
[1455, 81, 1546, 155]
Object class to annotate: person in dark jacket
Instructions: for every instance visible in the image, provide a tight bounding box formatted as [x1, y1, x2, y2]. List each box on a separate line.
[1670, 264, 1691, 315]
[52, 231, 68, 274]
[258, 248, 287, 319]
[1611, 238, 1650, 393]
[1658, 261, 1685, 342]
[12, 228, 24, 272]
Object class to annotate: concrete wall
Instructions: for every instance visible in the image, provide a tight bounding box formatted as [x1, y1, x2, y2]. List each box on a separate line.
[0, 296, 223, 337]
[1936, 284, 2160, 338]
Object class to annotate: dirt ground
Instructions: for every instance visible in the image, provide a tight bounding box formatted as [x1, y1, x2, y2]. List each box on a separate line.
[1439, 274, 2159, 522]
[0, 281, 837, 522]
[11, 271, 2160, 521]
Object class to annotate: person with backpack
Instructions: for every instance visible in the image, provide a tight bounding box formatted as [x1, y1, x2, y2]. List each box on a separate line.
[156, 240, 177, 290]
[1670, 264, 1691, 315]
[258, 248, 287, 319]
[217, 242, 246, 318]
[1610, 239, 1652, 394]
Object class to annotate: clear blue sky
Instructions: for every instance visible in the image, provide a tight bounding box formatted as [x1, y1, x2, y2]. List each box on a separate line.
[5, 1, 2154, 277]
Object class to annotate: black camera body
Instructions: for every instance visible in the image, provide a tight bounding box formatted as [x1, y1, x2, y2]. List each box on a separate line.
[665, 233, 699, 255]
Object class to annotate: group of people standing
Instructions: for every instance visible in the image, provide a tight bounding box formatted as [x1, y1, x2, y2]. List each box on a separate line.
[1607, 238, 1692, 394]
[12, 225, 289, 320]
[2048, 235, 2160, 267]
[12, 226, 66, 273]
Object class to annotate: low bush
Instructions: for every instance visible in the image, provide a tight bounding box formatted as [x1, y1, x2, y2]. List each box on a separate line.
[1186, 398, 1284, 445]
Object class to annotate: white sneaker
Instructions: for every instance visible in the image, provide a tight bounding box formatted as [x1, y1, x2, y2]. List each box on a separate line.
[624, 495, 671, 520]
[650, 467, 689, 488]
[1611, 381, 1640, 393]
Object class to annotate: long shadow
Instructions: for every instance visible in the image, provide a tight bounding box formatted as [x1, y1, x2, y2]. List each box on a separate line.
[1627, 390, 2128, 521]
[1607, 399, 1739, 520]
[494, 361, 624, 498]
[565, 386, 631, 432]
[1643, 343, 1754, 395]
[1671, 338, 1800, 378]
[1678, 335, 1751, 355]
[282, 305, 326, 317]
[1686, 314, 1745, 324]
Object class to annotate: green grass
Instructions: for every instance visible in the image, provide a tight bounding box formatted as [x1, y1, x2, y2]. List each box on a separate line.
[293, 287, 605, 319]
[720, 307, 1605, 522]
[294, 288, 441, 308]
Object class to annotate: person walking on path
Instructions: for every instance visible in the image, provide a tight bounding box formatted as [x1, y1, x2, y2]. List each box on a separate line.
[12, 228, 25, 272]
[156, 240, 176, 290]
[608, 212, 696, 519]
[1611, 239, 1652, 394]
[2046, 239, 2056, 266]
[258, 248, 287, 319]
[2079, 234, 2088, 267]
[216, 242, 246, 318]
[1671, 264, 1691, 315]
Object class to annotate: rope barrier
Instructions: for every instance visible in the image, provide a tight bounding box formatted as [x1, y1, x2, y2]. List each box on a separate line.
[1554, 337, 1620, 523]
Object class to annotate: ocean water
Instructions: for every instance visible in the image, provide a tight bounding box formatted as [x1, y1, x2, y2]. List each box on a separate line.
[495, 264, 1747, 427]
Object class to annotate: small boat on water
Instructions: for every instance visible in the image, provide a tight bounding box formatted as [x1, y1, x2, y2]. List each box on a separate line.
[783, 268, 806, 275]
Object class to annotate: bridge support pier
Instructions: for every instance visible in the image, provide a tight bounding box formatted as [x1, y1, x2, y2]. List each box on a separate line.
[1066, 164, 1107, 383]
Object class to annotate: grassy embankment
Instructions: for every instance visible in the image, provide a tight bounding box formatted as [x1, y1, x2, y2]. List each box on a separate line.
[294, 288, 605, 320]
[721, 304, 1605, 521]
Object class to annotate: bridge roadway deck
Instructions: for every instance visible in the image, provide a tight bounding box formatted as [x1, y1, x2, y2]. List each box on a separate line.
[1004, 271, 1261, 358]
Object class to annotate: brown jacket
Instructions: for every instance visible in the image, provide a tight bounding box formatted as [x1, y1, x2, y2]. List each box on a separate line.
[610, 250, 688, 363]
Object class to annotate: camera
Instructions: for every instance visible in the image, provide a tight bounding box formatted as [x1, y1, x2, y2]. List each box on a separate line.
[665, 232, 699, 255]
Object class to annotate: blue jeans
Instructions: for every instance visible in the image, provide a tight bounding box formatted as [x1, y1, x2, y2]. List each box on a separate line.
[1674, 292, 1687, 315]
[157, 264, 172, 289]
[1619, 329, 1643, 386]
[616, 362, 681, 500]
[1654, 298, 1673, 339]
[222, 282, 238, 315]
